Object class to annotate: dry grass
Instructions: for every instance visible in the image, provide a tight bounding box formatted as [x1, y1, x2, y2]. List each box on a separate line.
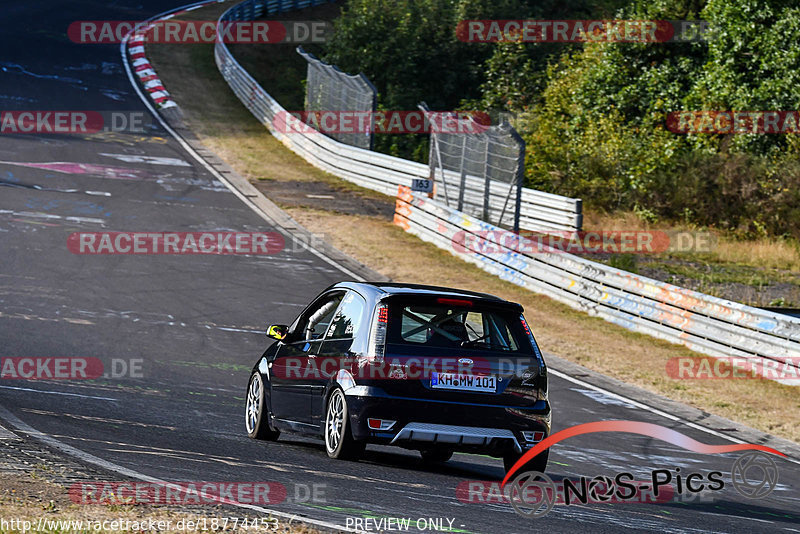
[145, 2, 800, 444]
[582, 210, 663, 232]
[585, 210, 800, 271]
[713, 238, 800, 272]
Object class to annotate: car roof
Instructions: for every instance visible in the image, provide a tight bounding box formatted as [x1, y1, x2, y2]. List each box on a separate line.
[332, 281, 510, 304]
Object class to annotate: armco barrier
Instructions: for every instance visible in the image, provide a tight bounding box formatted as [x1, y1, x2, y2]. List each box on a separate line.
[213, 0, 582, 233]
[435, 168, 582, 233]
[394, 186, 800, 384]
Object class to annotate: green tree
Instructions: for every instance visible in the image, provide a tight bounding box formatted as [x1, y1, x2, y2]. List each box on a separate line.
[687, 0, 800, 155]
[322, 0, 565, 159]
[512, 0, 800, 236]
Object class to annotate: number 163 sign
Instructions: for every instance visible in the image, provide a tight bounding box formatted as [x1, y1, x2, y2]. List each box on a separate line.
[411, 179, 433, 193]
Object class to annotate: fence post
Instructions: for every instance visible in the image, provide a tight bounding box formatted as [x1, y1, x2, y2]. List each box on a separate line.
[456, 135, 468, 212]
[513, 131, 525, 233]
[482, 138, 490, 223]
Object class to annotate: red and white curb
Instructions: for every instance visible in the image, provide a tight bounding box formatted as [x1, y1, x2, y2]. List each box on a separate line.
[125, 0, 224, 110]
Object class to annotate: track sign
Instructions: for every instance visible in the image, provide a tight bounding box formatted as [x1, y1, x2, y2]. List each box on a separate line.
[411, 179, 433, 193]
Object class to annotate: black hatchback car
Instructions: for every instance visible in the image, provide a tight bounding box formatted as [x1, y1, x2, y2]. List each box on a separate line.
[245, 282, 551, 473]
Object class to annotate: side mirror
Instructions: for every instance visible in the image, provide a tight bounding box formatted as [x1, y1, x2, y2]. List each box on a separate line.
[266, 324, 289, 341]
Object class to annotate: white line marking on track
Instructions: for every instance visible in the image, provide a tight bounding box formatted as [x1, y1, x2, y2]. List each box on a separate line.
[550, 368, 800, 466]
[570, 387, 636, 408]
[214, 326, 262, 334]
[0, 210, 105, 225]
[0, 422, 18, 439]
[0, 385, 117, 401]
[99, 153, 191, 167]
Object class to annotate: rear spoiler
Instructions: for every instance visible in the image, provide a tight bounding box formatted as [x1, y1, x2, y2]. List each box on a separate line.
[378, 293, 524, 313]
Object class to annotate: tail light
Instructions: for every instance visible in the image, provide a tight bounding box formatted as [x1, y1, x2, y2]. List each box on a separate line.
[367, 303, 389, 363]
[520, 315, 545, 367]
[522, 431, 545, 443]
[368, 418, 396, 431]
[436, 297, 473, 307]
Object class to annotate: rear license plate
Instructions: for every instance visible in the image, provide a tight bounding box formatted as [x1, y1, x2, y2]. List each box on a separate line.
[431, 372, 496, 393]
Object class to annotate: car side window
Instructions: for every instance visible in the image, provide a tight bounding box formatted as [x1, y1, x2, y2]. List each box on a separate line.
[297, 293, 344, 341]
[324, 291, 366, 340]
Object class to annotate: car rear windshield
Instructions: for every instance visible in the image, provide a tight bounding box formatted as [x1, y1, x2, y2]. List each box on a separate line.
[386, 300, 530, 353]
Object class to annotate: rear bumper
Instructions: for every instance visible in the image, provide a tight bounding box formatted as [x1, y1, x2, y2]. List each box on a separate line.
[345, 386, 551, 456]
[391, 422, 522, 452]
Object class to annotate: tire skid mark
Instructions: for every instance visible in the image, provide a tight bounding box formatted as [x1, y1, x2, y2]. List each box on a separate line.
[0, 307, 263, 335]
[20, 409, 178, 431]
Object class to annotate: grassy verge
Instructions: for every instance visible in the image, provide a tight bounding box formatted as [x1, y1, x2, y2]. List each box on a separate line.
[582, 211, 800, 307]
[145, 2, 800, 443]
[0, 472, 313, 533]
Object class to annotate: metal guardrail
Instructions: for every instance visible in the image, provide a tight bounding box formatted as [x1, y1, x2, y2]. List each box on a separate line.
[394, 186, 800, 384]
[214, 0, 582, 233]
[435, 168, 581, 233]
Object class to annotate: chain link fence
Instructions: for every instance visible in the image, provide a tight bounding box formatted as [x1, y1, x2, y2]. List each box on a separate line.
[296, 46, 377, 150]
[421, 103, 525, 232]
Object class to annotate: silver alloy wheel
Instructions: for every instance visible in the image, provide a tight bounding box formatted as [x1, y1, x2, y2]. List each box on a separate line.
[245, 374, 261, 434]
[325, 389, 345, 453]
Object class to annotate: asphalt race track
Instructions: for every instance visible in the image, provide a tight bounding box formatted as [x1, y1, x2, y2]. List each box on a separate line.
[0, 2, 798, 533]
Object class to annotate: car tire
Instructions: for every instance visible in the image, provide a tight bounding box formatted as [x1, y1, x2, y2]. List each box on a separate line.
[420, 449, 454, 464]
[324, 387, 364, 460]
[245, 372, 280, 441]
[503, 448, 549, 475]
